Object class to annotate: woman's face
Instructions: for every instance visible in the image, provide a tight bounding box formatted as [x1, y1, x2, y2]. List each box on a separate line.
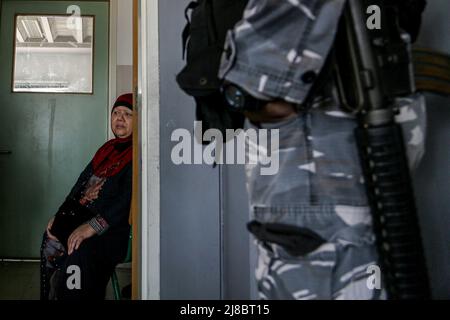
[111, 106, 133, 138]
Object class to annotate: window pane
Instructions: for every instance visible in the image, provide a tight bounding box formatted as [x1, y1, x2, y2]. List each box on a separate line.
[13, 15, 94, 93]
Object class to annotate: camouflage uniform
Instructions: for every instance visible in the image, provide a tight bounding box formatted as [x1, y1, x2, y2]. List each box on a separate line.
[219, 0, 426, 300]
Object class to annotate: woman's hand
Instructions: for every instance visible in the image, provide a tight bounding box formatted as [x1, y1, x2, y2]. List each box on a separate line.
[243, 100, 297, 123]
[67, 224, 97, 255]
[46, 216, 58, 241]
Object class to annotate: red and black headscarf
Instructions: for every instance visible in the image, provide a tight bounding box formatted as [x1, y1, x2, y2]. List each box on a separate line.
[92, 94, 133, 177]
[112, 93, 133, 112]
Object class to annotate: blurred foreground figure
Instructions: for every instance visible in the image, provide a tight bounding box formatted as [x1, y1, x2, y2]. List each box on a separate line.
[219, 0, 428, 300]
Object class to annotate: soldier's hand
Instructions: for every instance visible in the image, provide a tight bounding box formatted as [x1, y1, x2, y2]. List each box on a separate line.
[243, 100, 297, 123]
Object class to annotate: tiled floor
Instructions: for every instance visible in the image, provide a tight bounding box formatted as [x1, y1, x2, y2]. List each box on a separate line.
[0, 261, 131, 300]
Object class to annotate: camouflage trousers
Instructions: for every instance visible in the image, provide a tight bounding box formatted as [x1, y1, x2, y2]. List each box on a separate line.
[245, 93, 426, 300]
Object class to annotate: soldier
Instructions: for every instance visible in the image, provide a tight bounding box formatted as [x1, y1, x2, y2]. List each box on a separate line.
[219, 0, 426, 299]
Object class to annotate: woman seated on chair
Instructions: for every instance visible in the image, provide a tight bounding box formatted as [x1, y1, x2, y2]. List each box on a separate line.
[40, 93, 133, 300]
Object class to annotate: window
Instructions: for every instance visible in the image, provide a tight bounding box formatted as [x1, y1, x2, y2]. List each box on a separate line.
[12, 15, 94, 93]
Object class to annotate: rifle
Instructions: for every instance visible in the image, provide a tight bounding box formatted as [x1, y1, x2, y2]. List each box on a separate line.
[334, 0, 431, 299]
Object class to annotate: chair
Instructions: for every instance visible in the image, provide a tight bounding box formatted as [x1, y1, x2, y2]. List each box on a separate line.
[111, 231, 132, 300]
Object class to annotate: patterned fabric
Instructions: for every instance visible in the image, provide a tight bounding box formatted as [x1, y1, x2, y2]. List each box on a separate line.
[255, 240, 386, 300]
[88, 214, 110, 235]
[219, 0, 346, 104]
[245, 92, 426, 208]
[67, 161, 132, 230]
[92, 137, 132, 178]
[40, 233, 66, 300]
[245, 93, 425, 300]
[220, 0, 427, 299]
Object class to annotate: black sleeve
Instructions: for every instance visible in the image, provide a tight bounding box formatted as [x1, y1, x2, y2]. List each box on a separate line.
[88, 163, 132, 229]
[66, 161, 93, 200]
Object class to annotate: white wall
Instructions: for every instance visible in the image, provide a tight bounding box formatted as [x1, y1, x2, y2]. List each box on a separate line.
[116, 0, 133, 95]
[414, 0, 450, 299]
[108, 0, 133, 140]
[158, 0, 223, 299]
[117, 0, 133, 66]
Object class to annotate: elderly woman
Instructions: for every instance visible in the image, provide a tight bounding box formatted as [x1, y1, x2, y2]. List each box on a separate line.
[40, 93, 133, 300]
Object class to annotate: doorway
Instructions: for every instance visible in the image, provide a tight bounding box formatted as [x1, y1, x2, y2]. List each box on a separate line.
[0, 0, 110, 259]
